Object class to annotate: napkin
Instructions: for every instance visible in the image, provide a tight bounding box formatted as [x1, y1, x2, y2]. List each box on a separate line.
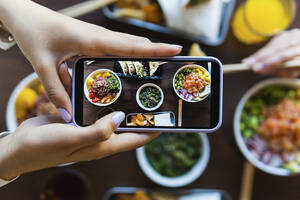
[157, 0, 223, 42]
[180, 192, 221, 200]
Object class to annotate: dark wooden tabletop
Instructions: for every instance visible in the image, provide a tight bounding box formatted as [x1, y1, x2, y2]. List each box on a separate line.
[0, 0, 300, 200]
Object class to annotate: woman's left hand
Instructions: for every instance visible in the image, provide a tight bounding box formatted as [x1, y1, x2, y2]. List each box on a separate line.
[0, 114, 159, 180]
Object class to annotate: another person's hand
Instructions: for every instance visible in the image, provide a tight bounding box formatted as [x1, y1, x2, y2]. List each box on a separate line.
[243, 28, 300, 77]
[0, 112, 159, 180]
[0, 0, 182, 122]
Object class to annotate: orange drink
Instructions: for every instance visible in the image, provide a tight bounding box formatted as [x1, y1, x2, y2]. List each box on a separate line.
[232, 0, 295, 44]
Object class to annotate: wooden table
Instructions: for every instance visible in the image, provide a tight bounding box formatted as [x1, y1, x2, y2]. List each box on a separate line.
[0, 0, 300, 200]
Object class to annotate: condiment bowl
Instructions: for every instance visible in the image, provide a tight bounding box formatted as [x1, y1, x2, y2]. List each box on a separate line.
[136, 83, 164, 111]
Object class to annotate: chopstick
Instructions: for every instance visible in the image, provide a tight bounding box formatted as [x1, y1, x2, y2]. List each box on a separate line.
[178, 99, 183, 127]
[240, 161, 255, 200]
[223, 56, 300, 74]
[59, 0, 118, 18]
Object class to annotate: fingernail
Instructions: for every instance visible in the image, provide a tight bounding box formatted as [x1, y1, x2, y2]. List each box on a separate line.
[67, 122, 76, 126]
[112, 112, 125, 126]
[61, 62, 68, 69]
[171, 44, 183, 49]
[58, 108, 71, 122]
[253, 63, 264, 71]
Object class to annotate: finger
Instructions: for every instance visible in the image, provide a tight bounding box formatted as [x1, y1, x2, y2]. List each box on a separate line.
[19, 115, 65, 128]
[104, 42, 182, 57]
[68, 132, 160, 162]
[254, 46, 300, 72]
[34, 58, 72, 122]
[113, 31, 152, 44]
[243, 29, 300, 66]
[79, 30, 182, 57]
[242, 40, 282, 66]
[260, 66, 300, 77]
[74, 111, 125, 144]
[105, 132, 161, 154]
[59, 62, 72, 96]
[20, 111, 125, 153]
[35, 112, 126, 151]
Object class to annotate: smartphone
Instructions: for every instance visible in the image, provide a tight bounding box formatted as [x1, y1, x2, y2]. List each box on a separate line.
[72, 56, 223, 133]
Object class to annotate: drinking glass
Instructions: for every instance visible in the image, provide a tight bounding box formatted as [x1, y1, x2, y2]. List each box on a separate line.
[232, 0, 295, 44]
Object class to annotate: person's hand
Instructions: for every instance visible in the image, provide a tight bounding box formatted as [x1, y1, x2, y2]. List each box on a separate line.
[0, 112, 159, 180]
[243, 29, 300, 77]
[0, 0, 182, 122]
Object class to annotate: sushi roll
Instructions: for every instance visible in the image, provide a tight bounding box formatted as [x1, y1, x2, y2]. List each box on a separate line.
[118, 61, 128, 75]
[126, 61, 136, 75]
[133, 61, 147, 77]
[149, 61, 160, 76]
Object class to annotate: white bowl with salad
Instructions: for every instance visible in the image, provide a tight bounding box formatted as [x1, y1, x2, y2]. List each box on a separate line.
[136, 133, 210, 187]
[84, 69, 122, 106]
[234, 78, 300, 176]
[173, 64, 211, 103]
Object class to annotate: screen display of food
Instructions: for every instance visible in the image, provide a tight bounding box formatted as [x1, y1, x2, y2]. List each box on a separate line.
[73, 57, 222, 131]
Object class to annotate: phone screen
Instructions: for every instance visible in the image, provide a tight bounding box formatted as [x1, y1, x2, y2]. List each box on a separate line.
[74, 57, 222, 130]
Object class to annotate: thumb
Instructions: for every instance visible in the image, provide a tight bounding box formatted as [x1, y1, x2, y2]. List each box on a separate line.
[77, 111, 125, 143]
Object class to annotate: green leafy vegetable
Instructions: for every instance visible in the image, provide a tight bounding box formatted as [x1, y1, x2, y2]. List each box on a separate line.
[241, 85, 296, 139]
[107, 74, 120, 92]
[145, 133, 202, 177]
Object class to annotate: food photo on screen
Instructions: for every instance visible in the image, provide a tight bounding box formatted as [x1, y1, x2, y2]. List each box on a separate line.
[81, 59, 213, 129]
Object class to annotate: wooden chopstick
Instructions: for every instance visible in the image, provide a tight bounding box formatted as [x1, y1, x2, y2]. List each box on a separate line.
[59, 0, 117, 18]
[240, 161, 255, 200]
[178, 99, 183, 127]
[223, 56, 300, 74]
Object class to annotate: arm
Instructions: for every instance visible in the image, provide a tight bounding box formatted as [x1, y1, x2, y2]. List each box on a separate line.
[0, 0, 181, 121]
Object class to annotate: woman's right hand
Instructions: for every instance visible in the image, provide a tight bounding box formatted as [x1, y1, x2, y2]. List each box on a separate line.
[243, 29, 300, 77]
[0, 0, 182, 122]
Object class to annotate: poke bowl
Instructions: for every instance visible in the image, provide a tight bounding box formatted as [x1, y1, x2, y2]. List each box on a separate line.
[173, 64, 211, 103]
[234, 78, 300, 176]
[84, 69, 122, 106]
[136, 132, 210, 187]
[136, 83, 164, 111]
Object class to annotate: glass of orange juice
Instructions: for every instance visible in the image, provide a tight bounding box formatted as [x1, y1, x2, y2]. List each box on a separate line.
[232, 0, 296, 44]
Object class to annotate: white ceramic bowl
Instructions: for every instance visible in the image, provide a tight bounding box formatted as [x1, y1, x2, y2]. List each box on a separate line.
[84, 69, 122, 106]
[136, 83, 164, 111]
[6, 72, 74, 167]
[6, 72, 38, 131]
[173, 64, 211, 103]
[136, 133, 210, 187]
[234, 78, 300, 176]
